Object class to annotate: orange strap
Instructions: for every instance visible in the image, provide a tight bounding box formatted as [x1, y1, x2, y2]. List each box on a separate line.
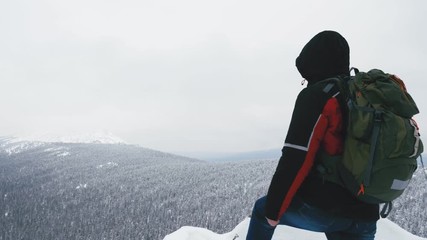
[390, 74, 407, 91]
[357, 184, 365, 196]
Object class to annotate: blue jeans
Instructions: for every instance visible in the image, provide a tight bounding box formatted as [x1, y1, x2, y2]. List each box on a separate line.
[247, 196, 377, 240]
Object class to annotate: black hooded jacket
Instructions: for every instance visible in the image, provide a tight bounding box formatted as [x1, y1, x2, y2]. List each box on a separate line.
[265, 31, 379, 221]
[296, 30, 350, 84]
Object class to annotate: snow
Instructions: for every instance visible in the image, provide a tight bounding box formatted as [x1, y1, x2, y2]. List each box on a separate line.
[43, 147, 71, 157]
[14, 131, 125, 144]
[75, 184, 88, 189]
[164, 218, 427, 240]
[0, 139, 71, 156]
[0, 139, 46, 155]
[0, 132, 124, 155]
[96, 162, 119, 169]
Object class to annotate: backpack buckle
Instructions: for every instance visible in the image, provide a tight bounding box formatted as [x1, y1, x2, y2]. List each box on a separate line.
[374, 111, 383, 122]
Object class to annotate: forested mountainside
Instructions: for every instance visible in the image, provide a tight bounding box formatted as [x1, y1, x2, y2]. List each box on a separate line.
[0, 138, 425, 239]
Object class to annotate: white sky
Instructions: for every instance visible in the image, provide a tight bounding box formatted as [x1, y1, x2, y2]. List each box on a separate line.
[1, 0, 426, 153]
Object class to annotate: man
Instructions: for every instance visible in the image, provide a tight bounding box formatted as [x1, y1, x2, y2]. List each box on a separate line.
[246, 31, 379, 240]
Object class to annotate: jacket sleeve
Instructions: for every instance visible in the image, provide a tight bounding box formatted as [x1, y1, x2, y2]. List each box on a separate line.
[265, 87, 336, 220]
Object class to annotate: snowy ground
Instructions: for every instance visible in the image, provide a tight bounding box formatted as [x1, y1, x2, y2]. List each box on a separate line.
[164, 218, 427, 240]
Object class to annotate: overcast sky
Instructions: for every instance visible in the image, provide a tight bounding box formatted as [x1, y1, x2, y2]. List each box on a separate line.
[1, 0, 426, 154]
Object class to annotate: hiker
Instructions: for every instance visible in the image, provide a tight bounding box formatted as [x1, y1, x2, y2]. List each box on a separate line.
[246, 31, 380, 240]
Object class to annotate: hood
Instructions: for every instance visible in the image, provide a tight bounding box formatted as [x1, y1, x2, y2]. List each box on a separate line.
[296, 31, 350, 84]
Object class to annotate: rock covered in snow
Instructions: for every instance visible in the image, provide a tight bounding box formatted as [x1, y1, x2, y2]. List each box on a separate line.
[164, 218, 427, 240]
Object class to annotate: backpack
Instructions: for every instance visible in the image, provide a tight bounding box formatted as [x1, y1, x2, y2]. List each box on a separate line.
[316, 68, 424, 218]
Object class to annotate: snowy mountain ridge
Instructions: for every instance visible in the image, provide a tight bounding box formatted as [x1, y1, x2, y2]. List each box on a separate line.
[13, 131, 126, 144]
[0, 132, 124, 155]
[0, 137, 56, 156]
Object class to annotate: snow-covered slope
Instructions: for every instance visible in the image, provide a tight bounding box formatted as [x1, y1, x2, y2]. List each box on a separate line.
[0, 138, 202, 240]
[14, 131, 126, 144]
[0, 132, 124, 155]
[1, 137, 425, 239]
[164, 217, 427, 240]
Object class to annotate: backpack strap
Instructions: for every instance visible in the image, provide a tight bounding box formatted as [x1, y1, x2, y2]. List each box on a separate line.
[350, 67, 359, 75]
[380, 201, 393, 218]
[420, 155, 427, 180]
[363, 111, 383, 186]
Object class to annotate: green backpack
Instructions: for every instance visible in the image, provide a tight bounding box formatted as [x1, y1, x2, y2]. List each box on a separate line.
[317, 68, 424, 218]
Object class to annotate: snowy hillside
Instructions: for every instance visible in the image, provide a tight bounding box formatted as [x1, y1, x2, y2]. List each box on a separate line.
[164, 217, 427, 240]
[0, 138, 274, 239]
[0, 138, 203, 240]
[1, 137, 425, 239]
